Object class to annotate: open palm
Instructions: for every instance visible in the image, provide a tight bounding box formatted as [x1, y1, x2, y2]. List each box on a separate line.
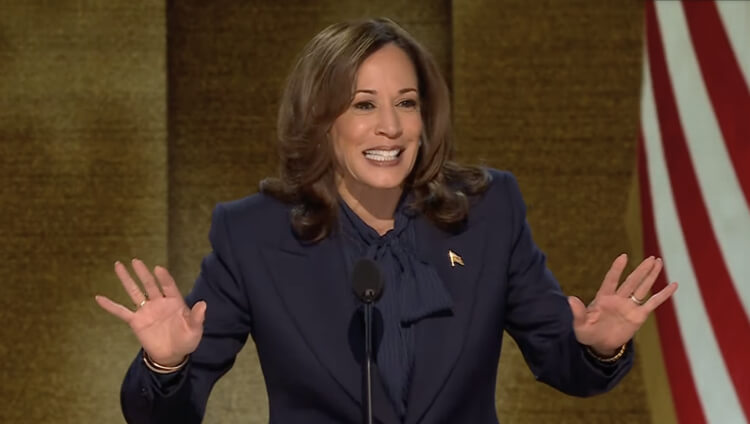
[568, 254, 678, 355]
[95, 259, 206, 366]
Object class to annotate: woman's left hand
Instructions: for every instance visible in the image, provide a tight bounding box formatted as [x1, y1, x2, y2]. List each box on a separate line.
[568, 254, 679, 356]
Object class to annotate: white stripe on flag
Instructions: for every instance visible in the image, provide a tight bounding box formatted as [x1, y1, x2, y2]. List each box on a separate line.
[641, 44, 746, 424]
[655, 0, 750, 318]
[715, 0, 750, 90]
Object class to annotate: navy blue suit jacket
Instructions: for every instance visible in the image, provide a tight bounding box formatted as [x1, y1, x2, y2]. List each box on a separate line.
[121, 170, 632, 423]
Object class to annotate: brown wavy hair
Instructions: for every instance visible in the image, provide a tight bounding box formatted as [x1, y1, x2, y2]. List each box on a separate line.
[260, 17, 489, 242]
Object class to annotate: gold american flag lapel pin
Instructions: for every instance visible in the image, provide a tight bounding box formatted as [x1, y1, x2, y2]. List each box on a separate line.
[448, 250, 464, 267]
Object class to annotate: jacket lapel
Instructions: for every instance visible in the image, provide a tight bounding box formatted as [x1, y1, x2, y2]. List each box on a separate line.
[404, 215, 488, 424]
[260, 231, 400, 424]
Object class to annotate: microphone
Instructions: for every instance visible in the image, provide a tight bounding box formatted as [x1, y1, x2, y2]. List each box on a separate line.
[353, 258, 384, 304]
[352, 259, 384, 424]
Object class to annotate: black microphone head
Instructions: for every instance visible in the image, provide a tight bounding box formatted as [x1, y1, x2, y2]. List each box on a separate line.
[352, 258, 384, 303]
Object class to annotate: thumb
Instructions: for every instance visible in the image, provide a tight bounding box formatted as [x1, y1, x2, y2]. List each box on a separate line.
[189, 300, 207, 328]
[567, 296, 587, 328]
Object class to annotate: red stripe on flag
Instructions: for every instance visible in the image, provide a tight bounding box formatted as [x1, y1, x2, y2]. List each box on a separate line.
[638, 133, 706, 424]
[682, 1, 750, 208]
[646, 1, 750, 417]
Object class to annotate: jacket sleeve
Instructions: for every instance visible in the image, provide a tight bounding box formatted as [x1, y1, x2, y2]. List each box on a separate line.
[499, 172, 633, 397]
[120, 203, 253, 423]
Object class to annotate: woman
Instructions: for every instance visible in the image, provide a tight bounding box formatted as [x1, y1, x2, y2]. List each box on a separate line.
[95, 18, 677, 423]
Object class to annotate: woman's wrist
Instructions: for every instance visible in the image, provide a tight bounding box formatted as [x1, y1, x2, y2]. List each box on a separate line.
[589, 345, 618, 357]
[585, 343, 627, 363]
[143, 350, 189, 374]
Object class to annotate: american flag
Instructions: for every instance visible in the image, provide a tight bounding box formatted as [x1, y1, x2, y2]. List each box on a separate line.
[638, 0, 750, 423]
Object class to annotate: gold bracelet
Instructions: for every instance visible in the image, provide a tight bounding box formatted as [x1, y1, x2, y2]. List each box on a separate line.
[585, 343, 627, 363]
[142, 351, 189, 374]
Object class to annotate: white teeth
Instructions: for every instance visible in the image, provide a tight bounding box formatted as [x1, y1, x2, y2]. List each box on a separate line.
[365, 149, 401, 156]
[363, 149, 401, 162]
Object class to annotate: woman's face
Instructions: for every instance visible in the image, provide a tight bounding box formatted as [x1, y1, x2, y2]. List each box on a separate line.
[330, 43, 423, 196]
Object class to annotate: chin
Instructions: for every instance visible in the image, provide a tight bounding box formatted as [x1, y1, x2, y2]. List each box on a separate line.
[357, 170, 410, 191]
[361, 176, 406, 190]
[361, 157, 417, 188]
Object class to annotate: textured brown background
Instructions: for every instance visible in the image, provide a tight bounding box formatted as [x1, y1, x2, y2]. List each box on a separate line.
[0, 1, 167, 423]
[0, 0, 653, 422]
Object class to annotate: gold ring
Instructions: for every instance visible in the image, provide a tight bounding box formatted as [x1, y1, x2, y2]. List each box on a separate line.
[629, 294, 645, 306]
[137, 299, 147, 309]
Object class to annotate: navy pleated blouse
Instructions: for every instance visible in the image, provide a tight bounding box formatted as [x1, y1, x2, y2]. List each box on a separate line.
[338, 196, 453, 419]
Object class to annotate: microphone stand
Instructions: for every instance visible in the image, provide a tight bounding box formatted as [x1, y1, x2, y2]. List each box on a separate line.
[352, 259, 383, 424]
[363, 288, 375, 424]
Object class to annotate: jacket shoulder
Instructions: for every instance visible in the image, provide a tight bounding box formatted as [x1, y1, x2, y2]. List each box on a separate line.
[471, 168, 524, 219]
[220, 192, 290, 219]
[484, 168, 522, 193]
[213, 192, 292, 246]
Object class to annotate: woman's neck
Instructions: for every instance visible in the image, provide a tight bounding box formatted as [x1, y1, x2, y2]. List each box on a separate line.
[337, 177, 402, 236]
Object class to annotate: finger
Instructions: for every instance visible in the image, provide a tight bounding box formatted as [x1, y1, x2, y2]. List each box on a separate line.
[189, 300, 207, 328]
[597, 254, 628, 296]
[114, 261, 147, 306]
[132, 258, 163, 300]
[154, 265, 182, 298]
[567, 296, 587, 328]
[643, 281, 679, 312]
[616, 256, 656, 297]
[95, 295, 134, 323]
[633, 258, 663, 301]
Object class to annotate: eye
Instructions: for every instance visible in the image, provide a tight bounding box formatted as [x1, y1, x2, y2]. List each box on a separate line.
[398, 99, 418, 109]
[353, 101, 375, 111]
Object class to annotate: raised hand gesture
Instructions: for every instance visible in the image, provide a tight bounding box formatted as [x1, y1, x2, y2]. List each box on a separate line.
[568, 254, 679, 356]
[95, 259, 206, 366]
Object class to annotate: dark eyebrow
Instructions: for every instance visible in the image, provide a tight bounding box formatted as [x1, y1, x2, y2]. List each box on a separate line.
[353, 88, 418, 95]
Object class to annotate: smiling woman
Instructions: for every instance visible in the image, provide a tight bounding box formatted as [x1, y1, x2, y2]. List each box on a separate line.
[95, 17, 677, 424]
[332, 46, 423, 200]
[260, 18, 490, 242]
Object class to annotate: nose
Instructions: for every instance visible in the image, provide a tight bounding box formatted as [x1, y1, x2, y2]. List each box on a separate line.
[375, 105, 403, 139]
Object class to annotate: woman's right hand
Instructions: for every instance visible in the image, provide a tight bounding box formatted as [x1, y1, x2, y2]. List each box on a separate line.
[95, 259, 206, 367]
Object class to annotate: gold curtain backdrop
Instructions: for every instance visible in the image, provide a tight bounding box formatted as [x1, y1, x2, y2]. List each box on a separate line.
[0, 1, 167, 423]
[0, 0, 650, 422]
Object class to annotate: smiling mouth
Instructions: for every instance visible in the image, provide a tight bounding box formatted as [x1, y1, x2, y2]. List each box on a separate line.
[363, 148, 404, 162]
